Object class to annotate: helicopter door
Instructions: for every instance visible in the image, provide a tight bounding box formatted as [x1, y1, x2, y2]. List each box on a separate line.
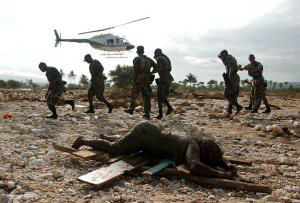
[107, 39, 114, 45]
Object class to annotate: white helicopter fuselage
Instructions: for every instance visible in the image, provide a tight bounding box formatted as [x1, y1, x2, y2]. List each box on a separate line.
[88, 34, 133, 51]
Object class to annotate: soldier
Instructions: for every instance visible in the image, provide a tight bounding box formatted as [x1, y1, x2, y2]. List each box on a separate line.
[152, 48, 174, 119]
[72, 122, 236, 179]
[39, 62, 75, 119]
[124, 46, 156, 119]
[218, 50, 243, 115]
[239, 54, 271, 113]
[84, 54, 113, 114]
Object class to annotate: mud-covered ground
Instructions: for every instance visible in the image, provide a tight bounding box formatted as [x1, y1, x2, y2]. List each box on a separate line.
[0, 90, 300, 203]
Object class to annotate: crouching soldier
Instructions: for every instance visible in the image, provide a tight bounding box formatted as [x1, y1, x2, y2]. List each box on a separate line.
[39, 62, 75, 119]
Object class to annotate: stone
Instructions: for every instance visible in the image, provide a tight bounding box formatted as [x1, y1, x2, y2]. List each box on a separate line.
[0, 195, 13, 203]
[254, 124, 265, 131]
[52, 170, 64, 179]
[29, 159, 45, 167]
[159, 177, 170, 185]
[20, 151, 35, 159]
[271, 124, 284, 136]
[262, 195, 279, 202]
[21, 192, 37, 201]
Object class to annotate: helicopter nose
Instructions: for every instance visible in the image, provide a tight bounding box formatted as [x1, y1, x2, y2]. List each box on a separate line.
[126, 44, 135, 50]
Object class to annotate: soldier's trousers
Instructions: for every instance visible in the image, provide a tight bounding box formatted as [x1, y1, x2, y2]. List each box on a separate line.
[129, 83, 151, 114]
[224, 84, 241, 113]
[252, 82, 270, 110]
[157, 81, 172, 111]
[248, 85, 270, 110]
[47, 83, 65, 114]
[88, 82, 112, 110]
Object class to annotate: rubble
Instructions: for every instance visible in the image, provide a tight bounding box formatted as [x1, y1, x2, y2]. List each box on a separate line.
[0, 91, 299, 202]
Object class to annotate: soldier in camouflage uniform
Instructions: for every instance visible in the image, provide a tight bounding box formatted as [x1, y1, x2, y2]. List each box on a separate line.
[152, 48, 174, 119]
[218, 50, 243, 114]
[72, 122, 236, 179]
[84, 54, 113, 114]
[239, 55, 271, 113]
[124, 46, 156, 119]
[39, 62, 75, 119]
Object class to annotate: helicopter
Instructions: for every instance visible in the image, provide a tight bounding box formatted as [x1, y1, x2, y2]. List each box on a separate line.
[54, 17, 149, 57]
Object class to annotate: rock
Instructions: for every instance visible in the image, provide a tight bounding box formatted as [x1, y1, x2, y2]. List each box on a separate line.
[190, 104, 199, 110]
[266, 125, 273, 132]
[254, 124, 265, 131]
[38, 173, 53, 179]
[29, 159, 45, 167]
[0, 194, 13, 203]
[21, 151, 35, 159]
[212, 107, 223, 113]
[208, 195, 216, 200]
[293, 121, 299, 127]
[159, 177, 170, 185]
[6, 181, 16, 190]
[21, 192, 37, 201]
[52, 170, 64, 179]
[271, 124, 284, 136]
[262, 195, 279, 202]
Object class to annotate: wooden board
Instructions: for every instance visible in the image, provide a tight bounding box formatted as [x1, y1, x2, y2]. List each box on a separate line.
[142, 160, 173, 176]
[72, 150, 100, 159]
[223, 156, 252, 166]
[77, 154, 149, 187]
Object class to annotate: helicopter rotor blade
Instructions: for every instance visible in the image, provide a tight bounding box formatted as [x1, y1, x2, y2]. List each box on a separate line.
[78, 17, 150, 35]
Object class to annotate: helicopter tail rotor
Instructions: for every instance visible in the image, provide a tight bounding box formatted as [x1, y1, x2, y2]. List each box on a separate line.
[54, 29, 62, 47]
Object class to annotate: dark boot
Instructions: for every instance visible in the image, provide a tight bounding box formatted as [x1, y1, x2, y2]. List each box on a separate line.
[245, 105, 252, 110]
[124, 109, 134, 115]
[72, 136, 84, 149]
[156, 108, 163, 120]
[85, 108, 95, 114]
[166, 102, 174, 115]
[235, 105, 243, 114]
[64, 100, 75, 111]
[46, 114, 58, 119]
[251, 108, 258, 113]
[143, 112, 150, 120]
[262, 107, 271, 114]
[108, 104, 113, 113]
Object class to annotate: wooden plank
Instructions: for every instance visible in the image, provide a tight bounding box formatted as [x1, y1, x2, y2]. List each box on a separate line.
[223, 156, 252, 166]
[72, 150, 100, 159]
[141, 165, 272, 193]
[53, 143, 76, 154]
[77, 154, 149, 187]
[142, 160, 173, 176]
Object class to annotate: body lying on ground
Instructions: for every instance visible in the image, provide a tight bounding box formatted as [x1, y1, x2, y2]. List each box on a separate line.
[72, 122, 236, 179]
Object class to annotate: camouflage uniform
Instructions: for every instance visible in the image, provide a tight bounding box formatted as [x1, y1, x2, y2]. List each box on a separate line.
[87, 59, 112, 112]
[127, 54, 155, 116]
[153, 52, 174, 118]
[46, 67, 66, 114]
[222, 54, 243, 114]
[72, 122, 235, 178]
[245, 61, 270, 112]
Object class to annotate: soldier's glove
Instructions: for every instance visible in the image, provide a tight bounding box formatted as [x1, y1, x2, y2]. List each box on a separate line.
[155, 78, 160, 85]
[222, 72, 229, 82]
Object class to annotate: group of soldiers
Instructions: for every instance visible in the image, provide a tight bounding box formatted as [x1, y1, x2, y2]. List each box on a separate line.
[38, 47, 273, 179]
[38, 47, 271, 119]
[218, 50, 271, 115]
[38, 46, 174, 120]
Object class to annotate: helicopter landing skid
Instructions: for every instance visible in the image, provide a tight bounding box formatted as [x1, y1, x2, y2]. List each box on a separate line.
[100, 52, 127, 59]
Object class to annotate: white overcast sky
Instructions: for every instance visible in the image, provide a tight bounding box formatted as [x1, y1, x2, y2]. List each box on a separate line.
[0, 0, 299, 83]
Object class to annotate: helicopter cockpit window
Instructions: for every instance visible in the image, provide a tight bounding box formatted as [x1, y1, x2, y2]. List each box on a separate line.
[121, 38, 129, 45]
[116, 38, 120, 44]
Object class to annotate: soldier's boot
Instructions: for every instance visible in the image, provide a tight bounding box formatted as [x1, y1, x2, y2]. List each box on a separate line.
[47, 105, 58, 119]
[262, 107, 271, 114]
[235, 104, 243, 115]
[72, 136, 84, 149]
[251, 108, 258, 113]
[85, 107, 95, 114]
[108, 104, 113, 113]
[64, 100, 75, 111]
[166, 102, 174, 115]
[245, 105, 252, 110]
[124, 109, 134, 115]
[143, 112, 150, 120]
[156, 108, 163, 120]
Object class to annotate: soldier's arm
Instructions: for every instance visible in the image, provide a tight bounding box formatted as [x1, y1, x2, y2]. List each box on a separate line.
[149, 58, 158, 73]
[156, 57, 165, 72]
[132, 57, 141, 83]
[227, 58, 238, 80]
[239, 64, 251, 71]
